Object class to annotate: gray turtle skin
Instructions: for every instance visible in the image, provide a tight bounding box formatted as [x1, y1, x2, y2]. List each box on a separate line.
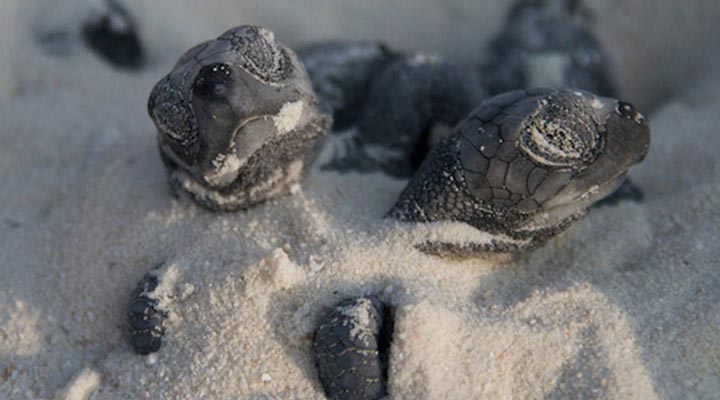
[313, 297, 392, 400]
[298, 42, 399, 130]
[388, 89, 650, 255]
[482, 0, 616, 97]
[357, 54, 487, 176]
[319, 52, 487, 177]
[148, 26, 331, 211]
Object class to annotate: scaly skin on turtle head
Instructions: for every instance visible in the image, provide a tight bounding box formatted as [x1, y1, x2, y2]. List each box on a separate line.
[148, 25, 331, 211]
[388, 89, 650, 256]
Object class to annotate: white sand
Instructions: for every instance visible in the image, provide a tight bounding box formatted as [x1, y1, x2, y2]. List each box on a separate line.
[1, 1, 719, 399]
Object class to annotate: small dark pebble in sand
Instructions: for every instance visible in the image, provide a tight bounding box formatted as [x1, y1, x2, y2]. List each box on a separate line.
[127, 269, 167, 355]
[82, 0, 144, 69]
[482, 0, 616, 96]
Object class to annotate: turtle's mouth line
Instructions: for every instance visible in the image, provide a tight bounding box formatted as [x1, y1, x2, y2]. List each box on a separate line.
[538, 171, 628, 217]
[577, 172, 628, 205]
[159, 114, 279, 189]
[201, 116, 272, 188]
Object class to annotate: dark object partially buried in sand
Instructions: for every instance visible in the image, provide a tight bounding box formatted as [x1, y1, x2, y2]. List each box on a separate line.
[388, 89, 650, 256]
[354, 54, 486, 176]
[482, 0, 616, 97]
[127, 267, 168, 355]
[148, 25, 331, 211]
[313, 297, 394, 400]
[298, 42, 400, 131]
[82, 0, 144, 69]
[302, 44, 487, 177]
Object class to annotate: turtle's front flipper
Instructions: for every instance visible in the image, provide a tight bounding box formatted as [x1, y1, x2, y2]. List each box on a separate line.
[357, 54, 487, 177]
[313, 297, 394, 400]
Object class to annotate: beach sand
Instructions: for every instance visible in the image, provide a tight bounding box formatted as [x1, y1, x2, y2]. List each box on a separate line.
[1, 1, 719, 398]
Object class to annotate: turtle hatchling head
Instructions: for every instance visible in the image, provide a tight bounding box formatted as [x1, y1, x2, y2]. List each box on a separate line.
[513, 90, 649, 213]
[389, 88, 650, 255]
[148, 25, 330, 210]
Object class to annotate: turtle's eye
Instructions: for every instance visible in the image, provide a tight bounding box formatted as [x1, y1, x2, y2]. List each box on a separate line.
[616, 101, 645, 125]
[616, 101, 633, 115]
[193, 63, 232, 99]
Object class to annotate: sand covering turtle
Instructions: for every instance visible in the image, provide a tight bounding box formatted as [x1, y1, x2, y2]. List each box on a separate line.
[143, 4, 650, 398]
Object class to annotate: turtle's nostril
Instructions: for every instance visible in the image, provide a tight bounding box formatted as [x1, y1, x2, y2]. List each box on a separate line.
[634, 111, 645, 125]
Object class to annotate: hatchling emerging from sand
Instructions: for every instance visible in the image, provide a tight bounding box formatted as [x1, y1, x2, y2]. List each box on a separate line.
[147, 25, 649, 256]
[141, 11, 650, 399]
[148, 25, 331, 211]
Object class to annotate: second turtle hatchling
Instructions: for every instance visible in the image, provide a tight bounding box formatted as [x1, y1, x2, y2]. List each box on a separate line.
[148, 25, 331, 211]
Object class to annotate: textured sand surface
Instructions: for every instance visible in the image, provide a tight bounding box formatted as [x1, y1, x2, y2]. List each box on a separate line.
[1, 1, 719, 399]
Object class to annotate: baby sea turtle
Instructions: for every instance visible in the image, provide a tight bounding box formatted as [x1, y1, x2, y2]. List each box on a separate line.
[298, 41, 399, 130]
[482, 0, 616, 96]
[388, 88, 650, 256]
[311, 91, 649, 399]
[356, 54, 487, 176]
[82, 0, 144, 69]
[305, 47, 486, 177]
[148, 25, 331, 211]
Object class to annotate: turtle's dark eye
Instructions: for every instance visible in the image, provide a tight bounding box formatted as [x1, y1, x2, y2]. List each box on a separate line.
[616, 101, 644, 125]
[193, 63, 232, 99]
[616, 101, 635, 117]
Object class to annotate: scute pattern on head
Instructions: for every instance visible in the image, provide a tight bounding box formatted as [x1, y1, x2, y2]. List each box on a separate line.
[149, 80, 198, 148]
[218, 26, 292, 84]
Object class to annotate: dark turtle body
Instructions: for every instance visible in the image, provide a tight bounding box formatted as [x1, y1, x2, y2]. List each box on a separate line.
[298, 42, 399, 131]
[127, 267, 167, 355]
[148, 25, 331, 211]
[356, 54, 487, 176]
[482, 0, 616, 97]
